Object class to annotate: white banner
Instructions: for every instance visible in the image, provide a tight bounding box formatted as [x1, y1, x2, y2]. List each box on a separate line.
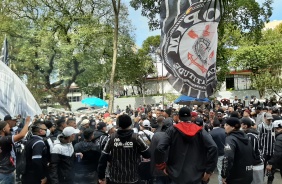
[0, 61, 42, 118]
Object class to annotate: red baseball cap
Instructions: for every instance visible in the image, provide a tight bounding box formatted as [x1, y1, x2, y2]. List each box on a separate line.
[191, 111, 198, 117]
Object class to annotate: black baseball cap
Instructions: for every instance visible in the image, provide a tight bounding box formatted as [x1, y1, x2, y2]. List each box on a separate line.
[97, 122, 107, 130]
[4, 115, 17, 121]
[179, 107, 191, 122]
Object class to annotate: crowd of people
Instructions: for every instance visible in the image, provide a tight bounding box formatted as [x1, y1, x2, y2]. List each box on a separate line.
[0, 95, 282, 184]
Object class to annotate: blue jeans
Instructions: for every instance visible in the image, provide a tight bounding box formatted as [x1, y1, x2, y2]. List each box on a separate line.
[0, 172, 15, 184]
[217, 156, 224, 184]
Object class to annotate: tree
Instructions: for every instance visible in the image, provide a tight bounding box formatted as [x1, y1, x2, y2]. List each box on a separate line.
[231, 23, 282, 97]
[0, 0, 133, 110]
[108, 0, 121, 113]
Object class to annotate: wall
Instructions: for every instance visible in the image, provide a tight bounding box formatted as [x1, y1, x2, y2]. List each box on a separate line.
[69, 96, 164, 112]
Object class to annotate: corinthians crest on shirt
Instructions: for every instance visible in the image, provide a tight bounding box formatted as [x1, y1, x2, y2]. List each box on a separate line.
[162, 0, 221, 98]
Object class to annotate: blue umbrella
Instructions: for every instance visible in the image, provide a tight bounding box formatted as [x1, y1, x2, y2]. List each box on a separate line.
[174, 95, 210, 105]
[81, 97, 108, 107]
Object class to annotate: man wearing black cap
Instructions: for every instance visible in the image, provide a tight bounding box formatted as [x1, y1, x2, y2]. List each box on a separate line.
[4, 115, 18, 135]
[221, 117, 253, 184]
[0, 117, 30, 184]
[155, 107, 218, 184]
[98, 114, 150, 184]
[241, 117, 264, 184]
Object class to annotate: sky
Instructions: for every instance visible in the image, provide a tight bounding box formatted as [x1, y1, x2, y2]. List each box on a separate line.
[126, 0, 282, 47]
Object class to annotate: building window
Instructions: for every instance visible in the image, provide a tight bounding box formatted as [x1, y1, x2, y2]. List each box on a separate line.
[68, 96, 81, 102]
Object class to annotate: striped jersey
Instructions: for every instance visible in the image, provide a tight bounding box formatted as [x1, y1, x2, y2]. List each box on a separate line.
[102, 131, 148, 183]
[257, 122, 275, 156]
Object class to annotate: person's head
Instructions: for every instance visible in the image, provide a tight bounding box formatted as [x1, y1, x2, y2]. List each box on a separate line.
[44, 120, 56, 133]
[230, 111, 240, 118]
[0, 121, 11, 136]
[243, 109, 251, 117]
[163, 109, 172, 118]
[224, 117, 241, 134]
[228, 107, 234, 113]
[83, 128, 94, 141]
[191, 112, 198, 122]
[81, 119, 90, 128]
[67, 118, 77, 128]
[147, 111, 152, 118]
[241, 117, 254, 129]
[106, 124, 116, 135]
[217, 112, 223, 120]
[117, 114, 132, 129]
[273, 120, 282, 134]
[245, 96, 248, 100]
[262, 107, 268, 113]
[156, 109, 162, 117]
[97, 122, 107, 132]
[264, 113, 273, 125]
[255, 106, 262, 114]
[194, 117, 203, 127]
[31, 121, 49, 137]
[60, 127, 80, 143]
[178, 107, 191, 122]
[234, 96, 238, 100]
[157, 116, 165, 126]
[140, 120, 151, 130]
[272, 107, 279, 114]
[55, 118, 67, 130]
[172, 112, 179, 123]
[4, 115, 17, 128]
[213, 119, 221, 127]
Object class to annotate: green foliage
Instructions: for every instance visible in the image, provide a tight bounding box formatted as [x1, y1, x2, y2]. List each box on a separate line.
[0, 0, 134, 110]
[232, 23, 282, 97]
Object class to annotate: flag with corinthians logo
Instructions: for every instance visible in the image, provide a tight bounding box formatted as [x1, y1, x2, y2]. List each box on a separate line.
[160, 0, 222, 98]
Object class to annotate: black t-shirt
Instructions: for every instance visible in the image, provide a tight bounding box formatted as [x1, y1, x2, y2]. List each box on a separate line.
[0, 135, 15, 173]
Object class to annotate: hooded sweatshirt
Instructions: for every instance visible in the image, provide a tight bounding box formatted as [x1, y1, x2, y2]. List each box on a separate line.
[221, 131, 253, 184]
[244, 128, 264, 165]
[155, 122, 218, 184]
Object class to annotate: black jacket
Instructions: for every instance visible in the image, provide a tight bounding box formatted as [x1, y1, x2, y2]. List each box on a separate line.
[49, 139, 76, 184]
[98, 129, 150, 183]
[210, 127, 226, 156]
[155, 122, 218, 184]
[149, 132, 168, 177]
[74, 141, 101, 173]
[268, 132, 282, 169]
[221, 131, 253, 184]
[244, 128, 264, 165]
[52, 128, 63, 139]
[23, 135, 48, 183]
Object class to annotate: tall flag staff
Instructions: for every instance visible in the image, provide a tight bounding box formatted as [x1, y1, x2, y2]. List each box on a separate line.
[0, 36, 9, 66]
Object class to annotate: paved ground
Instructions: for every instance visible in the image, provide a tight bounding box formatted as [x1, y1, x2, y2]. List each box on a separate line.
[209, 170, 281, 184]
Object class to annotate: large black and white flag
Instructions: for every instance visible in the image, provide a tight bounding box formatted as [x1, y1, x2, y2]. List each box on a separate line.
[0, 37, 9, 66]
[160, 0, 222, 98]
[0, 58, 42, 118]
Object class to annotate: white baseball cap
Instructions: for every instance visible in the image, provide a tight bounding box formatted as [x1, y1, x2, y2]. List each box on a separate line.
[273, 120, 282, 128]
[142, 120, 151, 127]
[62, 127, 80, 137]
[81, 119, 90, 125]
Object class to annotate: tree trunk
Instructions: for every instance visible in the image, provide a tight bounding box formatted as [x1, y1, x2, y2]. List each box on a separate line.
[108, 0, 120, 113]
